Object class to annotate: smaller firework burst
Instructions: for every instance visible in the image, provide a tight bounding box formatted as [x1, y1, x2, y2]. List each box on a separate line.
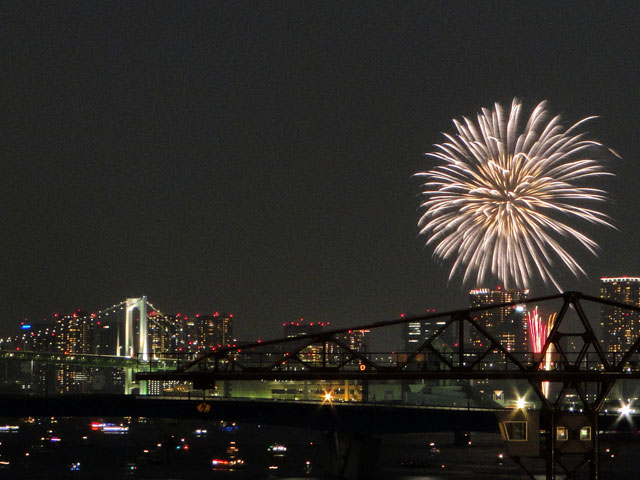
[527, 308, 556, 398]
[527, 307, 548, 354]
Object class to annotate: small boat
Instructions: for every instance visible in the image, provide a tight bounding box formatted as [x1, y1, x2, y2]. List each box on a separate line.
[211, 441, 246, 470]
[267, 443, 287, 456]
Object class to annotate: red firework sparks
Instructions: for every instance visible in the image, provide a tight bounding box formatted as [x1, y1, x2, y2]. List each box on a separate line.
[527, 307, 548, 353]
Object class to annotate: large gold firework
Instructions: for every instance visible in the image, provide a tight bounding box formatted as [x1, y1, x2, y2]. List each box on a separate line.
[416, 98, 616, 289]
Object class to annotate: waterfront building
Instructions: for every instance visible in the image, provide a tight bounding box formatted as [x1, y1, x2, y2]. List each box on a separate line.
[56, 311, 97, 354]
[599, 277, 640, 354]
[53, 311, 101, 393]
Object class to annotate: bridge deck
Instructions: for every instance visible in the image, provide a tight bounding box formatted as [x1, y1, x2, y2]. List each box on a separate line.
[0, 394, 632, 434]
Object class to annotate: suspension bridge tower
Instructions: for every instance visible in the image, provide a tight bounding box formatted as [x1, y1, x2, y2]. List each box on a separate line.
[119, 297, 149, 394]
[123, 297, 149, 361]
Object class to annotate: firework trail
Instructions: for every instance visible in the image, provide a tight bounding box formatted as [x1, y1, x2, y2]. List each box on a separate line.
[527, 307, 556, 397]
[416, 98, 616, 290]
[527, 307, 548, 353]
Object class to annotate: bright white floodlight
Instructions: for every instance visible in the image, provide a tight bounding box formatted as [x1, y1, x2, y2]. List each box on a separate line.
[618, 403, 632, 417]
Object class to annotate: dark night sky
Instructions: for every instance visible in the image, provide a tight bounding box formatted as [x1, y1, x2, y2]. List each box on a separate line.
[1, 1, 640, 341]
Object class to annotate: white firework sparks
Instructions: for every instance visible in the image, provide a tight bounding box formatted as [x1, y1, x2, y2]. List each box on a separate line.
[416, 98, 616, 290]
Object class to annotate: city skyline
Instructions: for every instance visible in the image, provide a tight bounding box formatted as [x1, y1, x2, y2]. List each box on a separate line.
[2, 3, 640, 344]
[7, 274, 640, 355]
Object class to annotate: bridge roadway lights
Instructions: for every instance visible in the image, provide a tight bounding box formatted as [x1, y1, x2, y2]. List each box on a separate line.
[321, 431, 380, 480]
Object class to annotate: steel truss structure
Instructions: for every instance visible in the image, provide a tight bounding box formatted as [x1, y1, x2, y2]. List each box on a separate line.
[137, 292, 640, 479]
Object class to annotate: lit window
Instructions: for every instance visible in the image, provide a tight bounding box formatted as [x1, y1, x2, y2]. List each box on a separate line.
[580, 426, 591, 441]
[556, 426, 568, 441]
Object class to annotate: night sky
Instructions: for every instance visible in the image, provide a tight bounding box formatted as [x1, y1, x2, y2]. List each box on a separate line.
[2, 2, 640, 341]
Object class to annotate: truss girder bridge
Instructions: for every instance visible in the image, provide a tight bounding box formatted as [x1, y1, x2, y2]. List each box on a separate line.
[137, 292, 640, 480]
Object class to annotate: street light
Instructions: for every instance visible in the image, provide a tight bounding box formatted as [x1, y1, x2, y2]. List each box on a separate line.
[321, 389, 334, 406]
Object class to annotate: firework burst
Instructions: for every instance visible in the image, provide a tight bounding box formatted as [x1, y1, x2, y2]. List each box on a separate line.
[416, 98, 616, 289]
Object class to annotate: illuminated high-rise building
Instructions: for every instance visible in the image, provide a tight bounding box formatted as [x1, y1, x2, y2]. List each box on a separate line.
[198, 312, 234, 350]
[599, 277, 640, 354]
[148, 312, 185, 354]
[93, 319, 117, 356]
[401, 310, 441, 350]
[162, 313, 198, 352]
[337, 329, 369, 353]
[55, 310, 97, 354]
[469, 287, 529, 352]
[54, 311, 101, 393]
[283, 318, 327, 338]
[282, 319, 328, 364]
